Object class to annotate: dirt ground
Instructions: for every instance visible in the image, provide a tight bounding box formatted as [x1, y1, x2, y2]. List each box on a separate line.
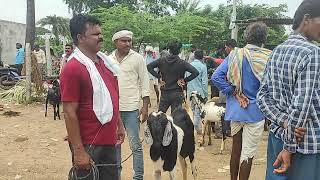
[0, 93, 268, 180]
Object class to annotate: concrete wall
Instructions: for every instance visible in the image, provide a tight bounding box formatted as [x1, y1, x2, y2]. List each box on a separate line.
[0, 20, 26, 65]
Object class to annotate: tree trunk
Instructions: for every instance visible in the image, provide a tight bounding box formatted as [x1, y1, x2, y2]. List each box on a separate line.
[25, 43, 32, 102]
[26, 0, 35, 49]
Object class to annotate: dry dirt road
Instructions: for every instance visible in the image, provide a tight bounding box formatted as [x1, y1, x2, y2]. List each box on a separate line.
[0, 95, 267, 180]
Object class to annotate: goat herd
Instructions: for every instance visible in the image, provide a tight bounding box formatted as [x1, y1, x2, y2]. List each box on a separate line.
[44, 79, 225, 180]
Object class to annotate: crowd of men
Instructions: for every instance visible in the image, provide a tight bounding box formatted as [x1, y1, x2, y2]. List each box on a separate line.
[7, 0, 320, 179]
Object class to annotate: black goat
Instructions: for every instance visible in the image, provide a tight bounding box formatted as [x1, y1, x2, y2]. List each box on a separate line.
[144, 107, 197, 180]
[45, 79, 61, 120]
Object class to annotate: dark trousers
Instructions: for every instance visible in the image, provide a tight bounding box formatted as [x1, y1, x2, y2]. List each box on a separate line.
[158, 90, 184, 113]
[266, 132, 320, 180]
[210, 82, 219, 98]
[14, 64, 23, 76]
[69, 144, 119, 180]
[265, 132, 288, 180]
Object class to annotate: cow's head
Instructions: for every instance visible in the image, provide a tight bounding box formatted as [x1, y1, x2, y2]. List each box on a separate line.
[144, 112, 173, 147]
[52, 79, 60, 88]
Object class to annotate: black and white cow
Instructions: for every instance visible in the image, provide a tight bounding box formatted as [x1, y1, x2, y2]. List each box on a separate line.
[144, 107, 198, 180]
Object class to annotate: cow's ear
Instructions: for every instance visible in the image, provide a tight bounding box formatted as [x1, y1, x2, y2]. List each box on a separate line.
[162, 122, 173, 146]
[144, 125, 153, 146]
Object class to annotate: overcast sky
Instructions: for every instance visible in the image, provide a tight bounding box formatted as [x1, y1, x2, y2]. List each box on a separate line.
[0, 0, 303, 24]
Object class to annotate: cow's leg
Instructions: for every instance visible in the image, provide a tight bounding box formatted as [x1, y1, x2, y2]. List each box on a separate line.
[201, 120, 206, 146]
[179, 155, 187, 180]
[168, 168, 176, 180]
[53, 105, 56, 120]
[208, 122, 212, 146]
[220, 136, 225, 154]
[45, 97, 48, 117]
[189, 154, 198, 180]
[57, 103, 61, 120]
[220, 120, 226, 154]
[153, 160, 162, 180]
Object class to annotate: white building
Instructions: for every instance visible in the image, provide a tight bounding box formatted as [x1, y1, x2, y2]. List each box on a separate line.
[0, 19, 26, 65]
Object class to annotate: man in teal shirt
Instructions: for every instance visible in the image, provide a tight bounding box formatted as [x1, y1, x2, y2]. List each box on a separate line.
[187, 50, 208, 133]
[15, 43, 25, 75]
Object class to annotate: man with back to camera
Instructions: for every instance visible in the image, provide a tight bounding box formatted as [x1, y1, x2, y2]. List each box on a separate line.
[257, 0, 320, 179]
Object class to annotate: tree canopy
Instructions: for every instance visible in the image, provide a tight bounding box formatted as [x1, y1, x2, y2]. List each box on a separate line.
[88, 3, 288, 52]
[63, 0, 179, 15]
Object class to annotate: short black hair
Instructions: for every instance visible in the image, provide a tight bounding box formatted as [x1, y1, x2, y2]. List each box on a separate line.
[244, 22, 268, 45]
[69, 14, 101, 45]
[65, 43, 73, 49]
[216, 48, 225, 58]
[194, 49, 204, 59]
[16, 43, 22, 48]
[293, 0, 320, 30]
[168, 41, 182, 55]
[225, 39, 237, 48]
[34, 44, 40, 49]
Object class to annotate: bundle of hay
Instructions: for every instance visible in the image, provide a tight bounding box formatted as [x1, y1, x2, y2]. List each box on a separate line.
[21, 53, 44, 92]
[0, 80, 43, 104]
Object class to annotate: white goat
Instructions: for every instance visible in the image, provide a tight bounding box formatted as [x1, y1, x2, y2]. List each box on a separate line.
[190, 91, 226, 154]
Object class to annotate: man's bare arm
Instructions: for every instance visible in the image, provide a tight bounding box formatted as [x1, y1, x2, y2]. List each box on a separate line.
[63, 102, 91, 170]
[63, 102, 82, 149]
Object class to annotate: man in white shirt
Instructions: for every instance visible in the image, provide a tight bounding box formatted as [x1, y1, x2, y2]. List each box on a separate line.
[187, 45, 196, 63]
[33, 45, 46, 76]
[60, 44, 74, 74]
[109, 29, 150, 180]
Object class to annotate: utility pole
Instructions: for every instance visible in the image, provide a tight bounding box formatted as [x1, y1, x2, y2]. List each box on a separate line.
[25, 0, 35, 103]
[229, 0, 239, 41]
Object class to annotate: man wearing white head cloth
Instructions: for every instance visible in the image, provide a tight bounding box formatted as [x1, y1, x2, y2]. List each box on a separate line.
[109, 29, 150, 180]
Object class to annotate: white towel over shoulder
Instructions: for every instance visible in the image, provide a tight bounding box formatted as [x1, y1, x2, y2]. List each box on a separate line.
[70, 48, 120, 125]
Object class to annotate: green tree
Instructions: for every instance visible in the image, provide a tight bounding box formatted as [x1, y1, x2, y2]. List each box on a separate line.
[142, 0, 179, 16]
[63, 0, 179, 16]
[63, 0, 138, 14]
[91, 5, 155, 50]
[36, 27, 50, 35]
[37, 15, 70, 45]
[178, 0, 202, 13]
[91, 5, 224, 50]
[89, 3, 288, 52]
[211, 4, 288, 47]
